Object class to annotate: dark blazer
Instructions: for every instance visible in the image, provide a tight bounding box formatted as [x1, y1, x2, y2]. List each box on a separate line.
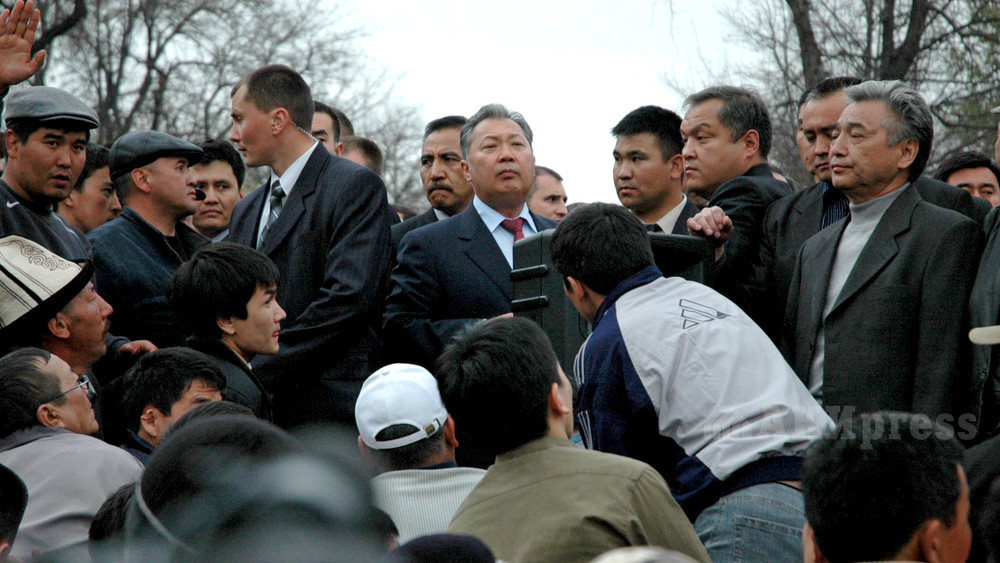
[391, 207, 438, 250]
[707, 163, 791, 315]
[970, 206, 1000, 438]
[227, 144, 394, 427]
[186, 336, 272, 421]
[672, 198, 701, 235]
[755, 177, 987, 342]
[781, 184, 982, 419]
[384, 204, 557, 369]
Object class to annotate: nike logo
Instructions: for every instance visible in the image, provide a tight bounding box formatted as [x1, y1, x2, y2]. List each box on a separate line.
[6, 201, 17, 208]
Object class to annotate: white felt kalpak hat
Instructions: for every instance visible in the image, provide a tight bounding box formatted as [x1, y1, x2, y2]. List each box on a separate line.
[0, 235, 92, 338]
[355, 363, 448, 450]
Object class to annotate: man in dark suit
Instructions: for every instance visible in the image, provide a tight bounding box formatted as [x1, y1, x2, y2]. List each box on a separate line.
[227, 64, 394, 428]
[385, 104, 557, 370]
[611, 106, 698, 234]
[391, 116, 475, 250]
[757, 77, 986, 341]
[782, 80, 982, 423]
[680, 86, 791, 315]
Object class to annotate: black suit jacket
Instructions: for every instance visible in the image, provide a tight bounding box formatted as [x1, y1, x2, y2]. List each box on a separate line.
[672, 198, 701, 235]
[391, 207, 438, 250]
[707, 163, 791, 315]
[384, 204, 557, 369]
[756, 176, 987, 342]
[970, 206, 1000, 437]
[227, 144, 394, 427]
[781, 184, 982, 419]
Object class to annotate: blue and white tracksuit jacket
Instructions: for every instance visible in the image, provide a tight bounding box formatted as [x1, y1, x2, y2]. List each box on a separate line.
[575, 266, 833, 520]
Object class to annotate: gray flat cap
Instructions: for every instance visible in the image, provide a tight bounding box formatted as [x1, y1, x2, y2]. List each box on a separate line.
[4, 86, 99, 129]
[109, 130, 204, 180]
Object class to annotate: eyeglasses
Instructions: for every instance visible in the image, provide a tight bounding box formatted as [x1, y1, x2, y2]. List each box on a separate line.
[45, 373, 95, 403]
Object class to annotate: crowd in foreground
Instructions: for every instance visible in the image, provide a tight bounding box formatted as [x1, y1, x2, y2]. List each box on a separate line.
[3, 0, 1000, 561]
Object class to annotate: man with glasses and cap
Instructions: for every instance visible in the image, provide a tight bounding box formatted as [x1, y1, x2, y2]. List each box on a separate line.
[88, 130, 208, 348]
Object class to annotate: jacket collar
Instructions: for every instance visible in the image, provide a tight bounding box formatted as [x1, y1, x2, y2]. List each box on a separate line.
[591, 265, 663, 330]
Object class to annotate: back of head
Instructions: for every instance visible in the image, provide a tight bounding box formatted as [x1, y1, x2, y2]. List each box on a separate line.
[611, 105, 684, 161]
[74, 143, 110, 191]
[550, 202, 655, 295]
[934, 150, 1000, 184]
[0, 463, 27, 546]
[436, 317, 561, 454]
[341, 135, 385, 176]
[802, 411, 964, 562]
[0, 348, 57, 437]
[330, 106, 354, 137]
[231, 64, 314, 131]
[168, 242, 279, 339]
[423, 115, 467, 141]
[120, 347, 227, 433]
[684, 85, 772, 158]
[460, 103, 533, 160]
[391, 534, 496, 563]
[198, 139, 246, 188]
[798, 76, 863, 109]
[845, 80, 933, 181]
[167, 400, 255, 437]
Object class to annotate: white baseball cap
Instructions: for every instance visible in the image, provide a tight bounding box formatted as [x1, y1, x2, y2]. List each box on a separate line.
[355, 363, 448, 450]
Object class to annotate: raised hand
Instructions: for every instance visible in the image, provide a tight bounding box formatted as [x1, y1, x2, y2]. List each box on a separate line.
[0, 0, 45, 95]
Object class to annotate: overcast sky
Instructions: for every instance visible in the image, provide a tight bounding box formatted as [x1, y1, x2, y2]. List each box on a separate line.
[341, 0, 754, 204]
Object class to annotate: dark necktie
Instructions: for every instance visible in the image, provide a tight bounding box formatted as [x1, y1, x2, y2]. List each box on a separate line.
[645, 223, 664, 233]
[258, 180, 286, 250]
[501, 218, 526, 242]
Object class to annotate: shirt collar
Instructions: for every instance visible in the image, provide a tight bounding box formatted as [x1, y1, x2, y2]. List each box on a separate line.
[269, 141, 319, 197]
[472, 196, 537, 233]
[653, 194, 689, 233]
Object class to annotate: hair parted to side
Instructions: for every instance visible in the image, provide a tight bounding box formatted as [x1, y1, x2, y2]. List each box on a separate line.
[424, 115, 466, 141]
[168, 242, 280, 340]
[684, 85, 773, 158]
[435, 317, 562, 454]
[120, 348, 227, 433]
[198, 139, 246, 187]
[232, 65, 314, 131]
[844, 80, 933, 181]
[802, 411, 964, 563]
[550, 203, 655, 295]
[798, 76, 863, 109]
[934, 150, 1000, 185]
[611, 105, 684, 162]
[460, 104, 533, 160]
[0, 347, 57, 437]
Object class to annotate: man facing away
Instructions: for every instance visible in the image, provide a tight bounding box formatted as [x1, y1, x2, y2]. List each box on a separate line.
[440, 317, 709, 563]
[354, 363, 485, 544]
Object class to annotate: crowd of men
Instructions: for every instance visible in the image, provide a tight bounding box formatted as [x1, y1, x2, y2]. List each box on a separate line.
[4, 0, 1000, 561]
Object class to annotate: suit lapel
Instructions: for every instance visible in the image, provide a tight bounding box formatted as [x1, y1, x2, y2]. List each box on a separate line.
[457, 206, 512, 299]
[803, 221, 845, 331]
[672, 200, 700, 235]
[260, 148, 325, 254]
[230, 182, 267, 247]
[828, 185, 918, 314]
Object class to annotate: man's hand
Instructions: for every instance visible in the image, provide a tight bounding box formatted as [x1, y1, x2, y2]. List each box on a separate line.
[117, 340, 157, 356]
[0, 0, 45, 96]
[687, 206, 733, 261]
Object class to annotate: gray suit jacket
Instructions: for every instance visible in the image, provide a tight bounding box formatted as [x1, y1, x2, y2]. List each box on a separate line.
[782, 184, 982, 419]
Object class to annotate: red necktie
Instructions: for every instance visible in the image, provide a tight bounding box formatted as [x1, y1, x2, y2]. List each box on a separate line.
[501, 218, 526, 242]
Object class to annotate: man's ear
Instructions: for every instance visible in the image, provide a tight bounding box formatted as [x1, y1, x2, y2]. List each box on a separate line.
[669, 153, 684, 180]
[36, 402, 62, 428]
[918, 518, 947, 563]
[741, 129, 761, 159]
[131, 168, 152, 194]
[0, 540, 12, 562]
[461, 160, 472, 184]
[139, 406, 166, 443]
[443, 414, 459, 448]
[216, 316, 237, 336]
[47, 313, 72, 340]
[334, 142, 344, 156]
[271, 108, 292, 135]
[564, 276, 587, 302]
[4, 129, 20, 161]
[896, 138, 919, 172]
[357, 435, 375, 465]
[802, 523, 827, 563]
[62, 190, 78, 208]
[548, 382, 570, 416]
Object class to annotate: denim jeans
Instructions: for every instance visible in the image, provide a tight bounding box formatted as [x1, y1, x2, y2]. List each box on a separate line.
[693, 482, 805, 562]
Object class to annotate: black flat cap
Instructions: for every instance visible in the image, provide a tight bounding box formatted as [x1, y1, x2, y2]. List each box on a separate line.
[109, 130, 204, 180]
[4, 86, 100, 129]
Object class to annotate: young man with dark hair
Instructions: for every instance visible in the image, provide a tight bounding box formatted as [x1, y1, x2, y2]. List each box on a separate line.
[168, 242, 284, 418]
[0, 347, 142, 559]
[56, 143, 121, 234]
[440, 317, 709, 563]
[935, 150, 1000, 208]
[228, 64, 394, 427]
[802, 412, 971, 563]
[611, 105, 696, 233]
[118, 347, 226, 464]
[311, 99, 342, 155]
[549, 203, 831, 562]
[190, 139, 245, 241]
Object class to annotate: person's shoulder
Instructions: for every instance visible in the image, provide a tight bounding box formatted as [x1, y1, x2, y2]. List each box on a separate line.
[550, 442, 659, 482]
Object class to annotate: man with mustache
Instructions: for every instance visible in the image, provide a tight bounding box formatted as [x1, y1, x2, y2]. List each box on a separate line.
[391, 115, 476, 250]
[385, 104, 557, 371]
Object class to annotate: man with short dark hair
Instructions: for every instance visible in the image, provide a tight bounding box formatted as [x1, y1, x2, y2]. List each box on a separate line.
[55, 143, 121, 234]
[612, 105, 697, 233]
[0, 347, 142, 559]
[0, 86, 99, 261]
[550, 203, 831, 561]
[168, 242, 284, 418]
[680, 86, 791, 314]
[935, 150, 1000, 208]
[391, 115, 475, 248]
[88, 130, 207, 348]
[783, 81, 982, 423]
[354, 363, 485, 544]
[440, 317, 709, 563]
[311, 100, 342, 155]
[227, 64, 394, 427]
[802, 412, 971, 563]
[385, 104, 556, 369]
[341, 135, 384, 176]
[0, 464, 27, 562]
[119, 347, 226, 464]
[526, 165, 568, 222]
[190, 138, 245, 241]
